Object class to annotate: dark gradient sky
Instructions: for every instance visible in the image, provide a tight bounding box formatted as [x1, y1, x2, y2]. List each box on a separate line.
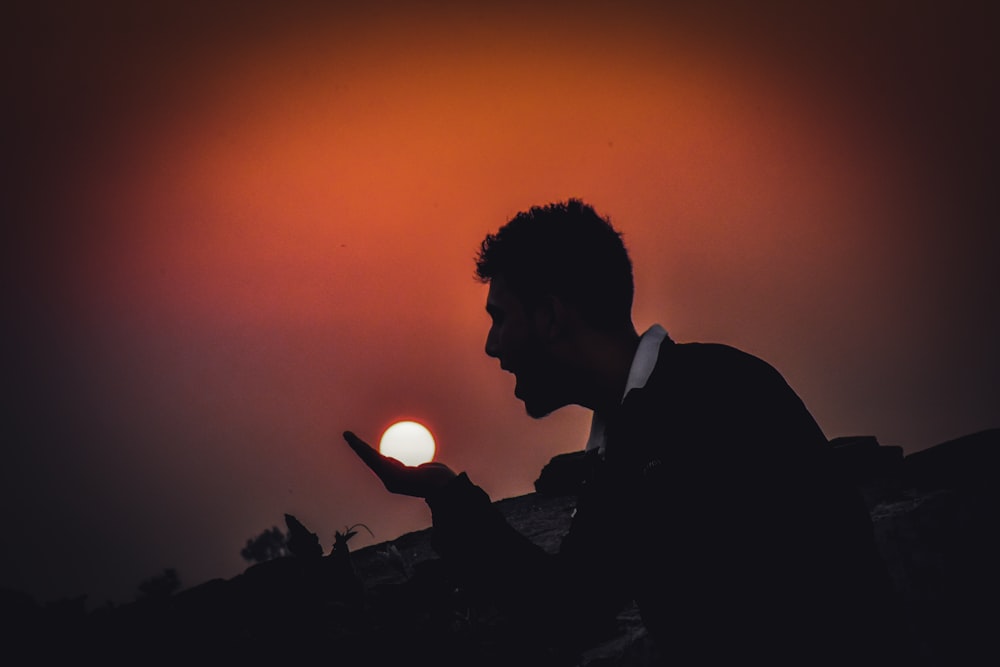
[2, 0, 997, 608]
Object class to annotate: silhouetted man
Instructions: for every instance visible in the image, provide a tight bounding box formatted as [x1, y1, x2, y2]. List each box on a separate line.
[344, 199, 909, 665]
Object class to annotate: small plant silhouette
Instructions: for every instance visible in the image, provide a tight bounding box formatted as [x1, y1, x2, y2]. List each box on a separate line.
[332, 523, 374, 554]
[328, 523, 374, 612]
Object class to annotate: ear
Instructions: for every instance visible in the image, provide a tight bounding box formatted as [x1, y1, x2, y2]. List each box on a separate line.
[532, 294, 572, 342]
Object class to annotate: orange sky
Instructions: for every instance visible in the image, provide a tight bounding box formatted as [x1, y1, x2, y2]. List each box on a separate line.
[3, 0, 997, 608]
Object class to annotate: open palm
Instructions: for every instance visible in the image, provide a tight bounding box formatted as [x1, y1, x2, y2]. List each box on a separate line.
[343, 430, 456, 498]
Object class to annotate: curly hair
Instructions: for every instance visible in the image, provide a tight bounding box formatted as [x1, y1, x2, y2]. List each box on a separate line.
[475, 199, 634, 331]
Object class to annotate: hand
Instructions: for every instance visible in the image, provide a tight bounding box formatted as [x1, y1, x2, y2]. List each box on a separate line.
[343, 430, 457, 498]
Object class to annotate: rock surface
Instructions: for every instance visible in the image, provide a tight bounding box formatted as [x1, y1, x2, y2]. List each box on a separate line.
[3, 429, 997, 665]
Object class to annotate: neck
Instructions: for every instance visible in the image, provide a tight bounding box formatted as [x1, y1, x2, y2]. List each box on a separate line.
[574, 326, 641, 414]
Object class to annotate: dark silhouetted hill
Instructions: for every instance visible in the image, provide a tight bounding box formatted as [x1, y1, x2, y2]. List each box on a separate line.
[3, 428, 997, 666]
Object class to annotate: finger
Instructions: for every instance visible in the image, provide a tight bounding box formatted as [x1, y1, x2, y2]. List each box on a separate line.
[343, 431, 386, 471]
[416, 462, 450, 470]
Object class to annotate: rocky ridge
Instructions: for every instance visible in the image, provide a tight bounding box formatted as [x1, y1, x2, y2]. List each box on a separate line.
[3, 429, 997, 666]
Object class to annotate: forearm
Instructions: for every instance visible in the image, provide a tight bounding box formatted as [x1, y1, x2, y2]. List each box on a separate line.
[426, 473, 550, 589]
[426, 473, 627, 649]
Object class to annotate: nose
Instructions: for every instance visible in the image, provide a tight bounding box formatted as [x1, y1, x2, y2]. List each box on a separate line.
[485, 326, 499, 359]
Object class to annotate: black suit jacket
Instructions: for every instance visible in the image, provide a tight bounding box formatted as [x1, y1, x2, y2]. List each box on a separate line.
[428, 340, 907, 665]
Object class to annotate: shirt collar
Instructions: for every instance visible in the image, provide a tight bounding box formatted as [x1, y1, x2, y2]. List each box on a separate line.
[585, 324, 669, 455]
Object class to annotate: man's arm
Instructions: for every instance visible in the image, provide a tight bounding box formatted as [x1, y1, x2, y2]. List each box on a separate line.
[426, 470, 629, 652]
[343, 431, 627, 654]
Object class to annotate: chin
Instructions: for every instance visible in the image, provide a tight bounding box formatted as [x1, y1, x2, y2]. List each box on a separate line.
[520, 394, 562, 419]
[515, 378, 565, 419]
[524, 403, 554, 419]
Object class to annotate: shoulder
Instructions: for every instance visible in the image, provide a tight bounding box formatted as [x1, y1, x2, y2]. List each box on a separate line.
[645, 341, 809, 422]
[656, 340, 784, 384]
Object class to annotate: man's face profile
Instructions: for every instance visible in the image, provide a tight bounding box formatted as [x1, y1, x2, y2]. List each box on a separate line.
[484, 276, 563, 418]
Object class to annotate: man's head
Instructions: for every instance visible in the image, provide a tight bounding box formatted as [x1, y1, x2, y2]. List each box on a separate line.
[476, 199, 635, 417]
[476, 199, 634, 331]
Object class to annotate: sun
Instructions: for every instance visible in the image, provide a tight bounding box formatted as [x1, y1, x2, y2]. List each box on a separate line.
[378, 420, 436, 467]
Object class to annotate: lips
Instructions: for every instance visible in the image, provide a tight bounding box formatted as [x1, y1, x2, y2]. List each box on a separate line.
[511, 372, 525, 399]
[500, 363, 524, 399]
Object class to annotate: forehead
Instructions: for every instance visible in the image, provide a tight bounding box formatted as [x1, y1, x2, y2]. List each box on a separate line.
[486, 275, 518, 312]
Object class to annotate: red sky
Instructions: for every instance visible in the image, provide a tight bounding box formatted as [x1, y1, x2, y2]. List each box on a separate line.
[3, 0, 997, 608]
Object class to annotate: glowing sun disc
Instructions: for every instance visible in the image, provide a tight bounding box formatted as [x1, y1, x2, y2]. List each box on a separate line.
[379, 420, 436, 467]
